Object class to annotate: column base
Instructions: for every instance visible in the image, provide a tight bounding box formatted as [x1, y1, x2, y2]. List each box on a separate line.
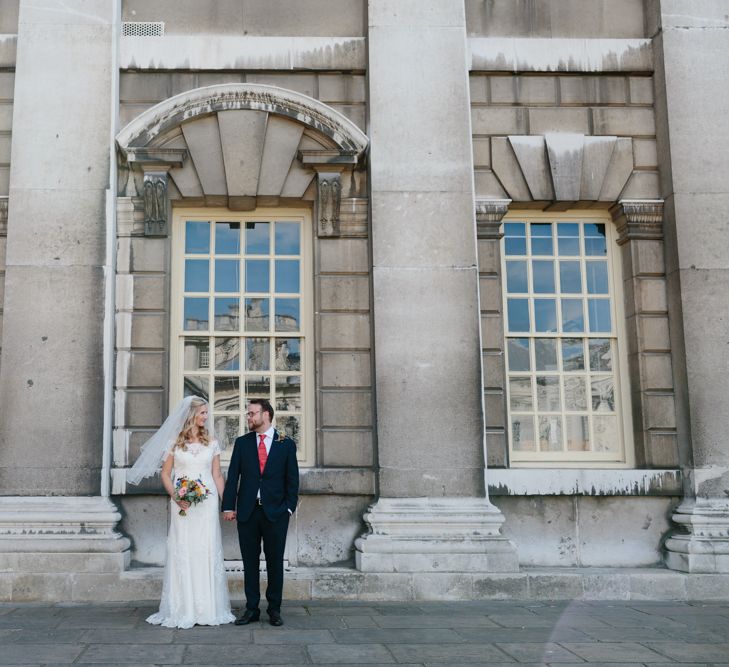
[0, 496, 131, 573]
[354, 497, 519, 573]
[665, 500, 729, 573]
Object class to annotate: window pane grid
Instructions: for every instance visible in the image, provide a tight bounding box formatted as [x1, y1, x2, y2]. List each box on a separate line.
[179, 218, 305, 451]
[503, 220, 622, 461]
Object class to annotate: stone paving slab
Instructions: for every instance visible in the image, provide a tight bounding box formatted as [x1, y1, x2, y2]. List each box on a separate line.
[0, 600, 728, 666]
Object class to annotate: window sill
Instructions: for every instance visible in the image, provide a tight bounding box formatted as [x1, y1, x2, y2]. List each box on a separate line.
[487, 468, 681, 497]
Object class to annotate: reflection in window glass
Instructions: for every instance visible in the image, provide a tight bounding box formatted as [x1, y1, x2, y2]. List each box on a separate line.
[275, 260, 300, 293]
[586, 261, 609, 294]
[245, 222, 270, 254]
[532, 260, 555, 293]
[504, 222, 527, 255]
[184, 375, 209, 401]
[589, 339, 612, 371]
[277, 415, 300, 443]
[215, 222, 240, 254]
[185, 221, 210, 254]
[509, 377, 533, 411]
[507, 299, 530, 332]
[215, 260, 239, 293]
[557, 223, 580, 255]
[561, 339, 585, 371]
[214, 338, 240, 371]
[184, 338, 209, 371]
[561, 299, 585, 333]
[584, 223, 607, 255]
[245, 260, 270, 293]
[275, 222, 300, 255]
[531, 223, 553, 255]
[512, 416, 536, 451]
[214, 414, 239, 450]
[245, 298, 270, 331]
[537, 376, 561, 411]
[593, 415, 619, 452]
[539, 415, 562, 451]
[185, 259, 209, 292]
[535, 338, 558, 371]
[275, 338, 301, 371]
[184, 297, 209, 331]
[566, 415, 590, 451]
[245, 338, 270, 371]
[563, 376, 587, 411]
[214, 298, 239, 331]
[507, 338, 530, 371]
[588, 299, 611, 332]
[214, 376, 240, 411]
[275, 298, 300, 332]
[506, 260, 528, 293]
[559, 261, 582, 293]
[591, 377, 615, 412]
[245, 375, 271, 399]
[534, 298, 557, 332]
[276, 376, 302, 412]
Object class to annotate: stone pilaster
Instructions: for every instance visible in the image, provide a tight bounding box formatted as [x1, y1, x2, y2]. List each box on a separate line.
[651, 2, 729, 572]
[356, 1, 517, 572]
[476, 199, 510, 467]
[611, 199, 678, 468]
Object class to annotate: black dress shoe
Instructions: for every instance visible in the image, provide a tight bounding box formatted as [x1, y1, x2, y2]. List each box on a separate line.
[268, 610, 283, 626]
[234, 609, 260, 625]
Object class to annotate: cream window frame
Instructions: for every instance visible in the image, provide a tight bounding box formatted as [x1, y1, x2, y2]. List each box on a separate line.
[170, 207, 315, 467]
[501, 210, 634, 468]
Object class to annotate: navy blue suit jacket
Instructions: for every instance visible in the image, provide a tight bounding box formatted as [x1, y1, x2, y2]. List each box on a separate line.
[222, 430, 299, 523]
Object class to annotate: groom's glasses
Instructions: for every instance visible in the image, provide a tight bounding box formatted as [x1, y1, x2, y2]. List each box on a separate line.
[246, 411, 261, 418]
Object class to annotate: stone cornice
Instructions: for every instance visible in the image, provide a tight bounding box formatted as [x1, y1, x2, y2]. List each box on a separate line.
[613, 199, 664, 245]
[116, 84, 369, 156]
[475, 198, 511, 239]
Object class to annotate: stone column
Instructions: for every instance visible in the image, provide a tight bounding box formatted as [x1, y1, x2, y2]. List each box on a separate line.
[0, 0, 129, 594]
[652, 3, 729, 572]
[355, 0, 517, 572]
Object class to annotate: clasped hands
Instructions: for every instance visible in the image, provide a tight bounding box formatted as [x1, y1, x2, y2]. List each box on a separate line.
[222, 510, 236, 521]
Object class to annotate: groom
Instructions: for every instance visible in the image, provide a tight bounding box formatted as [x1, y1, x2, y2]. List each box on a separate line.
[222, 398, 299, 626]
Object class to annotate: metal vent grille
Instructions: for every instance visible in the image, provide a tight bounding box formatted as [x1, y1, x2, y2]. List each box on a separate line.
[122, 21, 165, 37]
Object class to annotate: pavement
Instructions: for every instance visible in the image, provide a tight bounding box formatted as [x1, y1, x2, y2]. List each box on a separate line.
[0, 599, 728, 666]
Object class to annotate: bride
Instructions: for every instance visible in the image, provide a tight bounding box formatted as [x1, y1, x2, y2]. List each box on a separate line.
[128, 396, 235, 628]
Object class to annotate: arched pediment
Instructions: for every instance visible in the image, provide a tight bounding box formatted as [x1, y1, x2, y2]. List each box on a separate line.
[116, 84, 368, 220]
[117, 83, 368, 154]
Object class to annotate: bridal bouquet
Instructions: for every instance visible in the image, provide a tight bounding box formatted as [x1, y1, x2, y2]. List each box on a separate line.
[173, 476, 211, 516]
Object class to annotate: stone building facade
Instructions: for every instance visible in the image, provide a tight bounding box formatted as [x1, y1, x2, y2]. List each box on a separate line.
[0, 0, 728, 601]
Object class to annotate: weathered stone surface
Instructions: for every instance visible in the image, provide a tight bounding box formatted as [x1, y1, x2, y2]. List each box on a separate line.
[559, 75, 628, 104]
[320, 351, 371, 387]
[321, 429, 373, 467]
[318, 238, 369, 273]
[592, 107, 656, 136]
[530, 108, 589, 134]
[508, 135, 553, 200]
[319, 275, 370, 311]
[321, 390, 372, 427]
[319, 312, 370, 349]
[492, 137, 531, 201]
[629, 75, 654, 104]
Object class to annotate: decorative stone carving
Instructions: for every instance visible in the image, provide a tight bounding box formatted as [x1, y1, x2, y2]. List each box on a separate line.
[665, 500, 729, 573]
[0, 196, 7, 236]
[142, 170, 169, 237]
[475, 198, 511, 239]
[612, 199, 664, 245]
[316, 172, 342, 237]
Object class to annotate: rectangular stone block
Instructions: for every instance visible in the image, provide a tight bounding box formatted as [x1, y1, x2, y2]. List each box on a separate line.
[320, 429, 373, 466]
[130, 312, 166, 349]
[643, 392, 677, 430]
[559, 76, 628, 105]
[483, 351, 506, 389]
[247, 72, 317, 98]
[481, 313, 505, 349]
[516, 76, 557, 105]
[196, 72, 245, 87]
[485, 429, 507, 468]
[472, 573, 528, 599]
[592, 107, 656, 136]
[489, 75, 516, 104]
[474, 169, 508, 198]
[119, 102, 154, 127]
[0, 102, 12, 131]
[633, 138, 658, 168]
[318, 312, 371, 349]
[0, 133, 9, 163]
[630, 239, 665, 276]
[639, 352, 674, 390]
[529, 107, 589, 134]
[528, 573, 583, 599]
[477, 239, 502, 273]
[118, 496, 169, 567]
[582, 572, 630, 600]
[469, 74, 488, 102]
[629, 76, 654, 104]
[117, 350, 165, 389]
[472, 106, 527, 135]
[635, 277, 667, 313]
[121, 389, 164, 428]
[119, 72, 171, 102]
[318, 238, 369, 273]
[320, 389, 372, 427]
[637, 315, 671, 352]
[320, 351, 371, 387]
[132, 274, 166, 311]
[472, 137, 491, 168]
[412, 573, 473, 600]
[479, 274, 502, 311]
[643, 431, 679, 467]
[318, 74, 366, 103]
[484, 391, 506, 429]
[319, 274, 370, 311]
[629, 571, 686, 600]
[127, 238, 166, 273]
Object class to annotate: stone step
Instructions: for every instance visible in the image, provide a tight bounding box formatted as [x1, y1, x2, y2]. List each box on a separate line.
[2, 565, 729, 603]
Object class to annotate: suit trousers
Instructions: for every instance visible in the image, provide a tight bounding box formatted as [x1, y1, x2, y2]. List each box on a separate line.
[237, 505, 289, 612]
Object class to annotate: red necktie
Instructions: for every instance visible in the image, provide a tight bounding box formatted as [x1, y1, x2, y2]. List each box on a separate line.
[257, 434, 267, 474]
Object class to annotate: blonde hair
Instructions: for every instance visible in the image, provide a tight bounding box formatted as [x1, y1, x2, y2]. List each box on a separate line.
[174, 397, 211, 450]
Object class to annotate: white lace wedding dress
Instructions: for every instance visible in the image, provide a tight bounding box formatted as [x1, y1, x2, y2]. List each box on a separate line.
[147, 441, 235, 629]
